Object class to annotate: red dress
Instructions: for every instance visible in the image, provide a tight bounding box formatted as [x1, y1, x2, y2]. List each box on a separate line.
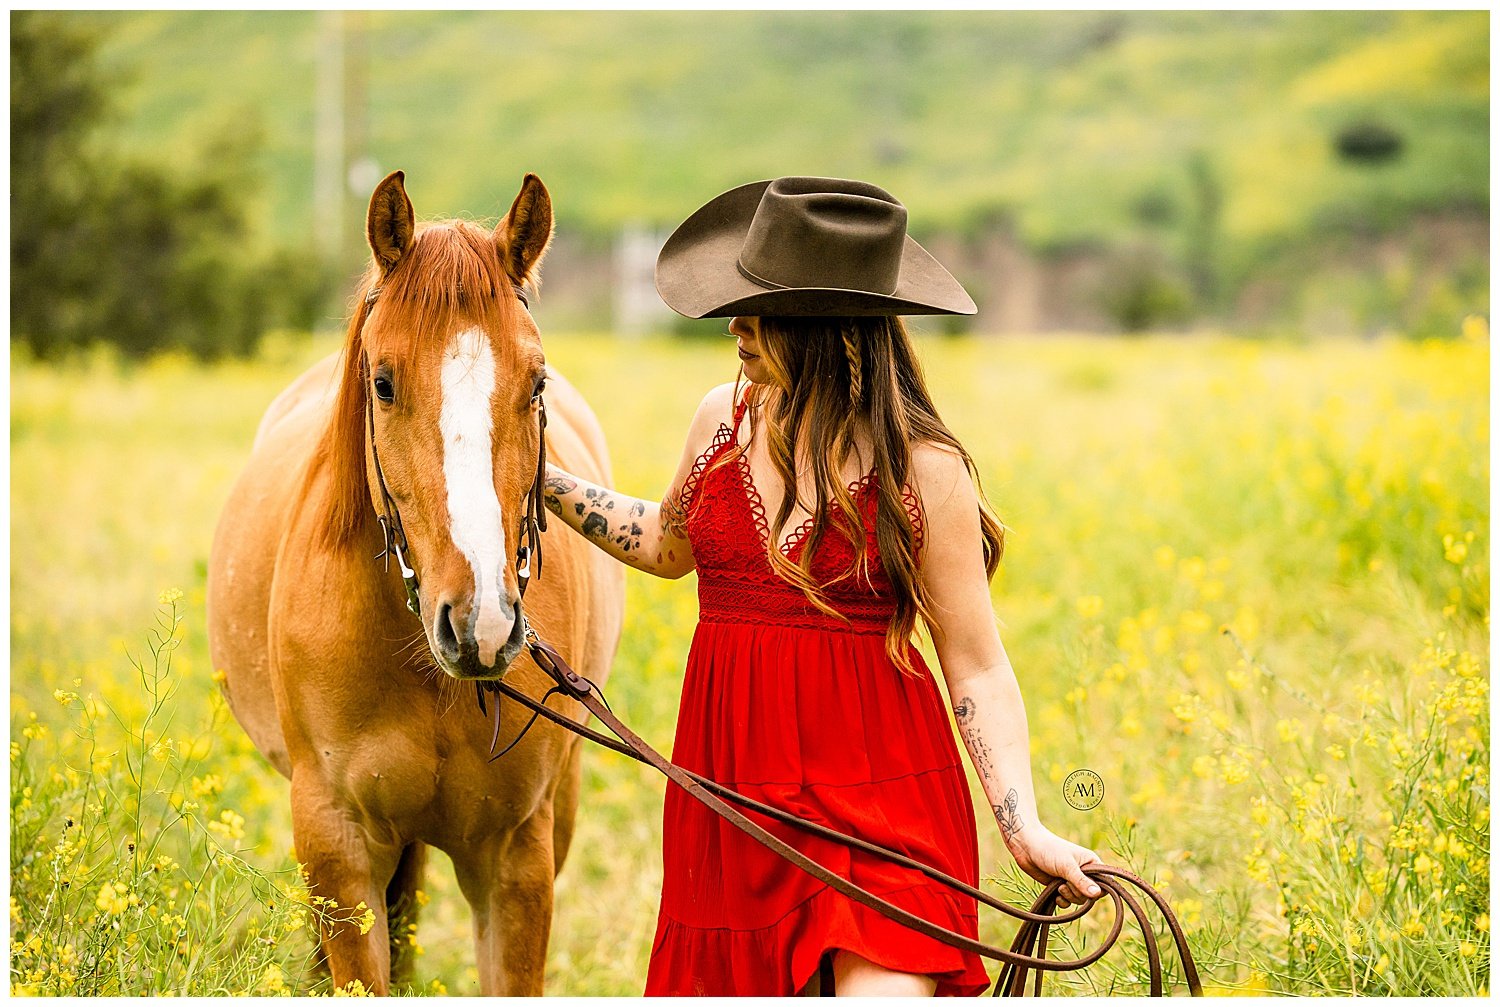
[643, 394, 993, 996]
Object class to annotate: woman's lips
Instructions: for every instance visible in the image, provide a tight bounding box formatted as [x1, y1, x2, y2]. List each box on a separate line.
[737, 346, 758, 360]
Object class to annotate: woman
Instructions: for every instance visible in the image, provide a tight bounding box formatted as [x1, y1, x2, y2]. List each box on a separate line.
[541, 177, 1104, 996]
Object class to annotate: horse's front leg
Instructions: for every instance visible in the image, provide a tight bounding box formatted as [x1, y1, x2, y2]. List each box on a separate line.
[452, 802, 558, 995]
[291, 770, 403, 993]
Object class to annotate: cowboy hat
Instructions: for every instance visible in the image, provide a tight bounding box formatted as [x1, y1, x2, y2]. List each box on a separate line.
[655, 176, 977, 318]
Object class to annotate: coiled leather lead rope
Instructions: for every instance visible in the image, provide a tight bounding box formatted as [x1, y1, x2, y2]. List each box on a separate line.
[491, 630, 1203, 997]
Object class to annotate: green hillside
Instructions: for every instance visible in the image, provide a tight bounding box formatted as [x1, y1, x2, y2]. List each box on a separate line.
[62, 9, 1486, 264]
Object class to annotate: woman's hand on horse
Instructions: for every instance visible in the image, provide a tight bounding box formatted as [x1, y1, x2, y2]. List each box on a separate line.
[542, 462, 695, 578]
[1007, 823, 1104, 909]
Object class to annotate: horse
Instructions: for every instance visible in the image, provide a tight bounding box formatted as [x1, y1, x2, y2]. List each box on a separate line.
[207, 170, 625, 994]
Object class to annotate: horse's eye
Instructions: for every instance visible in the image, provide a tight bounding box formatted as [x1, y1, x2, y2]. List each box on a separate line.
[532, 375, 547, 400]
[373, 375, 395, 403]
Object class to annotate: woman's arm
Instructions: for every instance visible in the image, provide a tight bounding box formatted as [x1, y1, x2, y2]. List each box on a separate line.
[911, 443, 1104, 908]
[541, 382, 738, 579]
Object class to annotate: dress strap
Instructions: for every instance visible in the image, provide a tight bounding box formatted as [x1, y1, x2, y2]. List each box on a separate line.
[730, 385, 749, 439]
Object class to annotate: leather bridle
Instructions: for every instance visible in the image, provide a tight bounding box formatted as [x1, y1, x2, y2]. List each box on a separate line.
[357, 282, 1202, 996]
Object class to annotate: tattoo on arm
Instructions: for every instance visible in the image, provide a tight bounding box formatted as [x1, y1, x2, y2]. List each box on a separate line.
[543, 474, 577, 519]
[573, 486, 651, 562]
[660, 488, 689, 541]
[994, 788, 1024, 841]
[957, 695, 1019, 842]
[544, 468, 688, 570]
[954, 695, 996, 781]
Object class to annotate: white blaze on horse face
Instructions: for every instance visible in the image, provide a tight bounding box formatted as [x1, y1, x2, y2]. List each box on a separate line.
[439, 327, 510, 668]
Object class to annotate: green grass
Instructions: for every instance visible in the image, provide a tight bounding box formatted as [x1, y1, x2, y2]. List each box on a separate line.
[10, 328, 1490, 994]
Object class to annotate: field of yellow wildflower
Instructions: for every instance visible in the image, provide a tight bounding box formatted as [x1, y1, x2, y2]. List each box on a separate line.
[10, 327, 1489, 995]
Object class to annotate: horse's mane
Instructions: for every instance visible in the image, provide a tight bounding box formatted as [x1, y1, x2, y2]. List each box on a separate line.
[314, 220, 527, 550]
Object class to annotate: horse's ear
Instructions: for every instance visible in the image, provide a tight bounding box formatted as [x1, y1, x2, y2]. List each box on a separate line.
[496, 173, 553, 286]
[366, 170, 415, 277]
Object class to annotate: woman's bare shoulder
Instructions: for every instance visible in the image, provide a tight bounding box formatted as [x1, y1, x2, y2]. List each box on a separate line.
[698, 380, 741, 418]
[907, 440, 974, 510]
[682, 381, 740, 439]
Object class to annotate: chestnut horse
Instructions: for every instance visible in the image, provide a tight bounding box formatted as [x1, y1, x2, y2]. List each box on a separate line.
[207, 171, 624, 994]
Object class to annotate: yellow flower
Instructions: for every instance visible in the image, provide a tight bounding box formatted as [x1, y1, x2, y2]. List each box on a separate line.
[1154, 545, 1176, 570]
[333, 979, 371, 997]
[1178, 556, 1206, 583]
[207, 810, 246, 842]
[1461, 313, 1488, 342]
[1443, 534, 1468, 565]
[158, 587, 184, 605]
[1224, 606, 1259, 642]
[1219, 753, 1249, 786]
[1475, 913, 1489, 932]
[95, 882, 130, 915]
[191, 774, 225, 798]
[353, 901, 375, 936]
[1171, 693, 1199, 723]
[1325, 744, 1346, 761]
[52, 689, 78, 706]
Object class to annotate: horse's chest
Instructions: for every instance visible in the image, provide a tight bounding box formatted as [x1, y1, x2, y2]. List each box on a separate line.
[335, 731, 545, 844]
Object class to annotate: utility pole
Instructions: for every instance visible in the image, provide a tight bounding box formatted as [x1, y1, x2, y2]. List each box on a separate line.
[313, 11, 345, 265]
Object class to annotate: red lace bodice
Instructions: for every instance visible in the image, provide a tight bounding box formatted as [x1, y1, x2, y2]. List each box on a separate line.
[680, 394, 925, 635]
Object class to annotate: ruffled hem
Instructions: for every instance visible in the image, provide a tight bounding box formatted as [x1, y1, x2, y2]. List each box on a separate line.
[644, 881, 993, 996]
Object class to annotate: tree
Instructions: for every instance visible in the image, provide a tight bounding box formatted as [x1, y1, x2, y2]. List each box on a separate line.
[11, 13, 325, 359]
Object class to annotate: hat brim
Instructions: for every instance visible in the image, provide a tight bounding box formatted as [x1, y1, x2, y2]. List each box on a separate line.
[656, 180, 977, 319]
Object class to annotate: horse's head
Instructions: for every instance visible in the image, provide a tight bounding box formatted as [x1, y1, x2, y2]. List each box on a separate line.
[324, 170, 554, 680]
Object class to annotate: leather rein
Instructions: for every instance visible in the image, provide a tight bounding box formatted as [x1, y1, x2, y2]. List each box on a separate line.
[357, 284, 1202, 996]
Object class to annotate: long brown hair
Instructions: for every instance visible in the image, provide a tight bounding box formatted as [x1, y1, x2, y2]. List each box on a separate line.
[701, 315, 1007, 676]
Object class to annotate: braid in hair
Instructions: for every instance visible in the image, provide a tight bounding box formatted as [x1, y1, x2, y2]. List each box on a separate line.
[841, 324, 863, 406]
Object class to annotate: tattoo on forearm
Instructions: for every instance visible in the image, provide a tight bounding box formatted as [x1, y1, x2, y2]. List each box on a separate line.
[994, 788, 1024, 840]
[954, 696, 974, 725]
[954, 695, 996, 781]
[543, 475, 576, 520]
[556, 485, 649, 563]
[660, 489, 689, 541]
[545, 472, 679, 567]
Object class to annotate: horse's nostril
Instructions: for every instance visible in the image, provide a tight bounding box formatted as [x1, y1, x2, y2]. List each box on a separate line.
[507, 599, 527, 650]
[434, 602, 462, 662]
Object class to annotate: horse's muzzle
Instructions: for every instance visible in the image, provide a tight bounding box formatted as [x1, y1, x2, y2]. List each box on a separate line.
[433, 596, 527, 679]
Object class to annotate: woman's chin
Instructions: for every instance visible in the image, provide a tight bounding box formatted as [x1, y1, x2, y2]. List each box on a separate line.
[741, 360, 770, 384]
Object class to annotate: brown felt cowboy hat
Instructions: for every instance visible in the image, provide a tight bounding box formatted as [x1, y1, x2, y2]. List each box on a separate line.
[656, 176, 977, 318]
